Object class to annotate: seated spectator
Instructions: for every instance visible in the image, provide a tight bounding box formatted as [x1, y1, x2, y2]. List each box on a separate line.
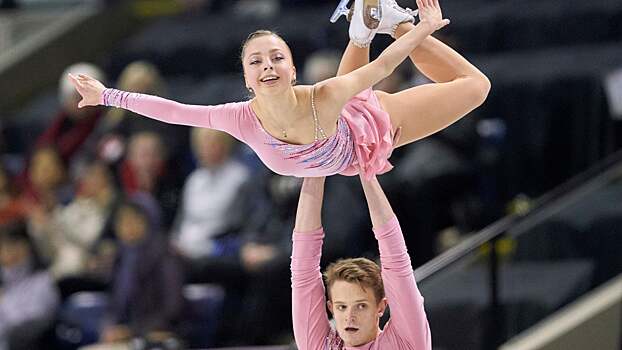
[35, 63, 106, 163]
[0, 220, 60, 350]
[232, 171, 300, 345]
[228, 172, 366, 345]
[188, 169, 365, 346]
[178, 168, 295, 346]
[22, 146, 73, 261]
[118, 131, 182, 229]
[99, 194, 183, 345]
[172, 128, 250, 261]
[27, 159, 119, 296]
[93, 61, 187, 165]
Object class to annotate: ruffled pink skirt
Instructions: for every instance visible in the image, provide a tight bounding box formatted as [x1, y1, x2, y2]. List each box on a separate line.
[339, 88, 394, 180]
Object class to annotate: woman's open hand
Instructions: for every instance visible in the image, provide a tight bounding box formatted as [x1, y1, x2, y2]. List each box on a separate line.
[416, 0, 450, 33]
[67, 73, 106, 108]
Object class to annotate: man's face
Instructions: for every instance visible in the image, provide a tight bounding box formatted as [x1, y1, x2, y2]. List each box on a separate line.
[328, 280, 387, 347]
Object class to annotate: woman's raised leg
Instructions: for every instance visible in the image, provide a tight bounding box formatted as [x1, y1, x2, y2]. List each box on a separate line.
[376, 0, 490, 147]
[333, 0, 381, 76]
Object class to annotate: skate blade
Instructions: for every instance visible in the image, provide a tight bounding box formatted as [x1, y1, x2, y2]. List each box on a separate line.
[330, 0, 351, 23]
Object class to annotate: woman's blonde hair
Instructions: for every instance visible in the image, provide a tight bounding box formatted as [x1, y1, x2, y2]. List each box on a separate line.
[240, 29, 290, 62]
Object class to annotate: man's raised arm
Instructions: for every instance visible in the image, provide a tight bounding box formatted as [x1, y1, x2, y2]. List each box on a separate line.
[360, 175, 432, 350]
[291, 177, 331, 350]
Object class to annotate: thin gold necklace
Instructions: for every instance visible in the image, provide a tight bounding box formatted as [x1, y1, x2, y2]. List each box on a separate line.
[255, 103, 289, 139]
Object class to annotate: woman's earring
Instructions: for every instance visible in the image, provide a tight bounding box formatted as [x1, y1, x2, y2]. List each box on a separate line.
[291, 78, 297, 86]
[247, 86, 254, 93]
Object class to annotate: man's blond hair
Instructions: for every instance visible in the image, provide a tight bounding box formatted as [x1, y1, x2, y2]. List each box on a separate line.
[323, 257, 384, 303]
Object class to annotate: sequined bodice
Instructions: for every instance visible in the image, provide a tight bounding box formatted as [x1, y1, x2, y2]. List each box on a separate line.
[260, 116, 355, 176]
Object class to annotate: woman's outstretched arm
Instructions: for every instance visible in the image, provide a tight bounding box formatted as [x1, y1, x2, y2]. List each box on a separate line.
[68, 73, 244, 134]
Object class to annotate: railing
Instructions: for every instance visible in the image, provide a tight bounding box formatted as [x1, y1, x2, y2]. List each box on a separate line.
[415, 149, 622, 350]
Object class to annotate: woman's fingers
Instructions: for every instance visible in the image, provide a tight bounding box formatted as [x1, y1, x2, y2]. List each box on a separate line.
[68, 74, 85, 89]
[67, 73, 78, 86]
[68, 73, 95, 108]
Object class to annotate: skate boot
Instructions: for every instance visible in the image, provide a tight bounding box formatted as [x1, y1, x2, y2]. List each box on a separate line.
[330, 0, 383, 48]
[377, 0, 418, 38]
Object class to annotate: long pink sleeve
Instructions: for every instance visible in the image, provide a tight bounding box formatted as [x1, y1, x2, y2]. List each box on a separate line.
[374, 216, 432, 350]
[101, 89, 245, 140]
[291, 228, 331, 350]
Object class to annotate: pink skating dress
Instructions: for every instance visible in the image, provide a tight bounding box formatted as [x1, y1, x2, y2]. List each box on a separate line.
[102, 87, 394, 179]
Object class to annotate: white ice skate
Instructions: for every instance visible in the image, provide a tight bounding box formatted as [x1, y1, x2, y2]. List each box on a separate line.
[331, 0, 383, 48]
[376, 0, 418, 38]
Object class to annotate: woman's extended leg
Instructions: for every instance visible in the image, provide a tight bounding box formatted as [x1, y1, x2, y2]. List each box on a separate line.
[376, 77, 488, 147]
[376, 18, 491, 147]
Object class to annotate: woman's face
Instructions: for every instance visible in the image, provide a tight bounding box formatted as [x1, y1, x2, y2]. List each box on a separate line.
[242, 35, 296, 96]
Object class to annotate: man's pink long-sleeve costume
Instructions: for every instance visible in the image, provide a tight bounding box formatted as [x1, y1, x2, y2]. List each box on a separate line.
[291, 216, 432, 350]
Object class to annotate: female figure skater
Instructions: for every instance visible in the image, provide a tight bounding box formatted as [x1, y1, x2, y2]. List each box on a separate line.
[69, 0, 489, 180]
[291, 174, 430, 349]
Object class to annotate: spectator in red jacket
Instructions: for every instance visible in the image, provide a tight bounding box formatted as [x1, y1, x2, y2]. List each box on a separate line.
[35, 63, 106, 163]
